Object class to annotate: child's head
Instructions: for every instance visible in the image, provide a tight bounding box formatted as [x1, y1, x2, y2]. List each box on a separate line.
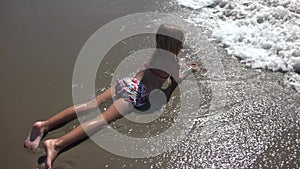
[156, 24, 185, 55]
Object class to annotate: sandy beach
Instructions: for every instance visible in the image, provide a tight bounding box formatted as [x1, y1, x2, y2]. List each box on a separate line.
[1, 0, 299, 168]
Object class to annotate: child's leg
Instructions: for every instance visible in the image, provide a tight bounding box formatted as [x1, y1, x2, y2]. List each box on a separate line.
[24, 87, 115, 150]
[43, 98, 131, 169]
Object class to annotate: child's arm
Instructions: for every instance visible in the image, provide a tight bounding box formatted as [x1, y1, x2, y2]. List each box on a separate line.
[163, 76, 178, 102]
[178, 62, 201, 83]
[163, 62, 201, 101]
[162, 72, 191, 102]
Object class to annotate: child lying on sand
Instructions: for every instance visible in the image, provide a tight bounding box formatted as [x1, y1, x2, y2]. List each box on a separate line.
[24, 24, 201, 169]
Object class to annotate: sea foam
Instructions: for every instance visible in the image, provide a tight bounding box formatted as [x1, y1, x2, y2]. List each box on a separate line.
[176, 0, 300, 92]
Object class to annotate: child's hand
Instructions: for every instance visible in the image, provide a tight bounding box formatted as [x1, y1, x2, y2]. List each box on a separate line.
[188, 62, 201, 73]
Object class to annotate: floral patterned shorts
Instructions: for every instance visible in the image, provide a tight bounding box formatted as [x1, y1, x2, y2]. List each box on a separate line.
[115, 78, 149, 107]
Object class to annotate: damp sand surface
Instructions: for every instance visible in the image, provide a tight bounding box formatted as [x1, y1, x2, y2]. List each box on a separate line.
[1, 0, 300, 169]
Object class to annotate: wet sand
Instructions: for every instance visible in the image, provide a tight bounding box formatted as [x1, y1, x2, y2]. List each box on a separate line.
[1, 0, 300, 169]
[0, 0, 169, 168]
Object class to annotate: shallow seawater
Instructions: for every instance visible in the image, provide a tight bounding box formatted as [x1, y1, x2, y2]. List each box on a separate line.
[168, 12, 299, 169]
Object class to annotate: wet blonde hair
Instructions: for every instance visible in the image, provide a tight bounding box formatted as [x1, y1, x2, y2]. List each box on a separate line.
[156, 24, 185, 55]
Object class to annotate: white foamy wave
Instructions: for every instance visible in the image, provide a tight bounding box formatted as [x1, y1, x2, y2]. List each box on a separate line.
[176, 0, 300, 91]
[177, 0, 215, 9]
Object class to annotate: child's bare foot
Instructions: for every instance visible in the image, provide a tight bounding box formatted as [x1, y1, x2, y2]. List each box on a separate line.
[24, 121, 48, 150]
[44, 139, 60, 169]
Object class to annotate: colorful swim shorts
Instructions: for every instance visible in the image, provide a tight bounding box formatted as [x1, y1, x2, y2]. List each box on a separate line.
[115, 77, 149, 107]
